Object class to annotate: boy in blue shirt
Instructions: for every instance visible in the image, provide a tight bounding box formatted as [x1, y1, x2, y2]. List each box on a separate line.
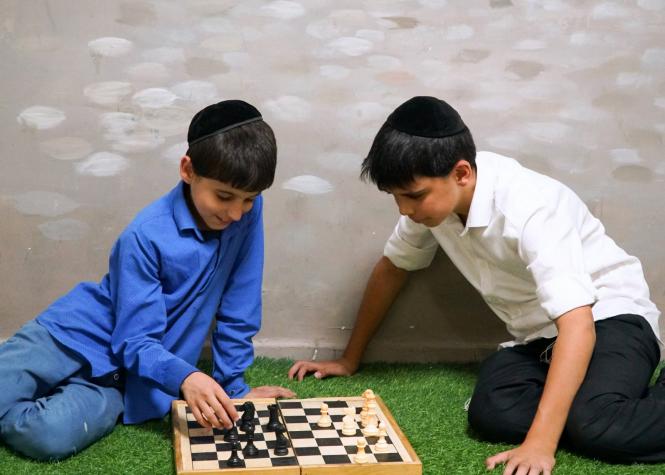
[289, 96, 663, 474]
[0, 100, 294, 460]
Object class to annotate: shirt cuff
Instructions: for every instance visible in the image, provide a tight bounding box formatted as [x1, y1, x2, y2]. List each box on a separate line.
[221, 374, 250, 399]
[383, 235, 437, 271]
[162, 358, 200, 397]
[536, 274, 596, 319]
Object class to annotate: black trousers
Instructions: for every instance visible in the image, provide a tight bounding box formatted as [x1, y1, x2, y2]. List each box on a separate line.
[468, 314, 665, 463]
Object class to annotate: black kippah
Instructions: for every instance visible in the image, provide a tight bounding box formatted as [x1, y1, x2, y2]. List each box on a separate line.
[386, 96, 467, 138]
[187, 100, 263, 146]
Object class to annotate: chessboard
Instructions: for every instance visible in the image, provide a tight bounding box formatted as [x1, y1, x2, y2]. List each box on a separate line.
[172, 395, 421, 474]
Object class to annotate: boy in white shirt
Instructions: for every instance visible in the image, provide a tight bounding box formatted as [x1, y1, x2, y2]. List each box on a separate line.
[288, 96, 663, 474]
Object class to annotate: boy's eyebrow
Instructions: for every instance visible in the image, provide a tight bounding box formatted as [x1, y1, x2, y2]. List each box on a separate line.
[216, 189, 261, 198]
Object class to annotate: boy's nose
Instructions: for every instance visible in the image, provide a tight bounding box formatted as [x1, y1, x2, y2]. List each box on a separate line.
[229, 202, 243, 221]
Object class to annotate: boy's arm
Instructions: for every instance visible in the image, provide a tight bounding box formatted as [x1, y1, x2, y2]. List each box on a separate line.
[486, 305, 595, 474]
[288, 255, 409, 381]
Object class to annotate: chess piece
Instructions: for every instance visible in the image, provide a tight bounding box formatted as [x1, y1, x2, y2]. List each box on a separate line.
[226, 441, 243, 467]
[274, 426, 289, 456]
[243, 428, 259, 458]
[240, 401, 255, 432]
[360, 400, 369, 427]
[362, 408, 379, 437]
[267, 404, 281, 432]
[224, 425, 239, 443]
[342, 407, 357, 436]
[374, 421, 389, 453]
[367, 391, 378, 412]
[353, 438, 368, 464]
[317, 403, 332, 428]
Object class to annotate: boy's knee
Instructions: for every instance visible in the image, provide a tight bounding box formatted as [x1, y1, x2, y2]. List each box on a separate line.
[467, 395, 528, 444]
[1, 414, 78, 460]
[565, 397, 627, 459]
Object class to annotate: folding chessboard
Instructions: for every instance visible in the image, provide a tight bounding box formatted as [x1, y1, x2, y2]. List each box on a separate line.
[172, 396, 421, 474]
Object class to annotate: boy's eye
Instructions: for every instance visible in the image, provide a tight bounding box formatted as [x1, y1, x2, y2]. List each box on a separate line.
[216, 194, 233, 201]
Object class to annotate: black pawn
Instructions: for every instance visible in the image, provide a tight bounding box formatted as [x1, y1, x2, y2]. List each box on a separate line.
[224, 425, 239, 443]
[227, 441, 242, 467]
[274, 427, 289, 456]
[243, 428, 259, 458]
[266, 404, 281, 432]
[240, 401, 255, 432]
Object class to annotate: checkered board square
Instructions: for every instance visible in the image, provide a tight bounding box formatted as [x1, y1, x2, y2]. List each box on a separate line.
[172, 396, 421, 474]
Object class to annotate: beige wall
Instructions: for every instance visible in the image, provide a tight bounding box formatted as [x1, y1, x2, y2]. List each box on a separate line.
[1, 0, 663, 362]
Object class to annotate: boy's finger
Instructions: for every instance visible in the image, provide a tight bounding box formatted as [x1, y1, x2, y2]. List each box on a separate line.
[288, 361, 306, 379]
[297, 366, 311, 382]
[207, 398, 230, 429]
[191, 405, 210, 428]
[219, 395, 240, 425]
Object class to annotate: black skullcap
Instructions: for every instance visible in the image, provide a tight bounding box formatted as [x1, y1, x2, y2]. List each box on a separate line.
[386, 96, 467, 138]
[187, 100, 263, 146]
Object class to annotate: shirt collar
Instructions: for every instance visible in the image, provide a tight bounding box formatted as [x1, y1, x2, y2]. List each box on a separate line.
[172, 181, 205, 241]
[460, 155, 494, 235]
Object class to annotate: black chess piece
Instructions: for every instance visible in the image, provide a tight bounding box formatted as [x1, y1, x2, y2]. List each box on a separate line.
[243, 427, 259, 458]
[224, 425, 239, 443]
[240, 401, 255, 432]
[226, 441, 243, 467]
[274, 426, 289, 456]
[266, 404, 281, 432]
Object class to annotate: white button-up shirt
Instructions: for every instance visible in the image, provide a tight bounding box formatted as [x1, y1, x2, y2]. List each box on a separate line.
[384, 151, 661, 347]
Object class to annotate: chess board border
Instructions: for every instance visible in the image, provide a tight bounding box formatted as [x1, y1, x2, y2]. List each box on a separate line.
[172, 396, 422, 475]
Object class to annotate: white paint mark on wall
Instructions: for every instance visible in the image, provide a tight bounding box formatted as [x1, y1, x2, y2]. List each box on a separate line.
[282, 175, 333, 194]
[513, 39, 546, 50]
[40, 137, 93, 161]
[486, 133, 525, 150]
[111, 132, 164, 154]
[615, 72, 652, 88]
[100, 112, 138, 140]
[261, 1, 305, 19]
[610, 148, 642, 165]
[570, 32, 600, 46]
[337, 102, 390, 123]
[418, 0, 447, 8]
[143, 107, 191, 137]
[263, 96, 312, 122]
[446, 24, 474, 40]
[162, 142, 188, 164]
[39, 218, 91, 241]
[171, 80, 218, 104]
[126, 62, 169, 83]
[592, 2, 630, 19]
[558, 105, 608, 122]
[132, 88, 177, 109]
[83, 81, 132, 106]
[142, 47, 185, 63]
[527, 122, 572, 143]
[199, 17, 232, 34]
[306, 20, 341, 40]
[368, 55, 402, 70]
[469, 97, 514, 111]
[88, 37, 133, 57]
[17, 106, 66, 130]
[655, 97, 665, 109]
[326, 37, 373, 56]
[641, 48, 665, 70]
[319, 65, 350, 79]
[356, 29, 384, 42]
[12, 191, 80, 217]
[76, 152, 130, 177]
[638, 0, 665, 11]
[199, 35, 244, 52]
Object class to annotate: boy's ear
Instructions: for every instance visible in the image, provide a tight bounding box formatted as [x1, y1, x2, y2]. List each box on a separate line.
[454, 160, 473, 186]
[180, 155, 195, 184]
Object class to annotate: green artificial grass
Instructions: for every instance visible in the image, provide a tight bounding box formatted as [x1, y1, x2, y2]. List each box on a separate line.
[1, 358, 663, 474]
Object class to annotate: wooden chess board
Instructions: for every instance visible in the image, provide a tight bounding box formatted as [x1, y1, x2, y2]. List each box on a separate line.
[172, 396, 422, 474]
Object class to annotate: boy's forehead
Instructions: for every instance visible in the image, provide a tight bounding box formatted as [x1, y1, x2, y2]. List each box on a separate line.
[206, 178, 260, 197]
[388, 176, 439, 193]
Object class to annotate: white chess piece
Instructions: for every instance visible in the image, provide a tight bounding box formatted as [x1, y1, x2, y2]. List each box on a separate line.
[374, 421, 389, 452]
[360, 400, 369, 427]
[317, 402, 332, 428]
[353, 438, 368, 464]
[342, 407, 357, 436]
[367, 391, 378, 412]
[362, 408, 379, 437]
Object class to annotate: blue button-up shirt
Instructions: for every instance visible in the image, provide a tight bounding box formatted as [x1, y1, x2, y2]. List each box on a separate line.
[37, 181, 263, 423]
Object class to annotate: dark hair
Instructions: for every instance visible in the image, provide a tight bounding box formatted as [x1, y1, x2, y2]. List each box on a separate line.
[360, 124, 476, 190]
[186, 120, 277, 192]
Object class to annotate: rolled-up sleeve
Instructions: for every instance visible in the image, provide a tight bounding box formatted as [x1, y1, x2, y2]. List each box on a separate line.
[518, 206, 596, 320]
[211, 196, 264, 398]
[383, 216, 438, 271]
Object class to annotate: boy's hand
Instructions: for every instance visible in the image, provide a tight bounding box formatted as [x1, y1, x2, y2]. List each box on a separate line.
[181, 372, 239, 429]
[485, 442, 555, 475]
[288, 357, 358, 382]
[244, 386, 296, 399]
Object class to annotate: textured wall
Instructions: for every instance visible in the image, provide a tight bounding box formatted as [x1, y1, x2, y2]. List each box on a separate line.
[1, 0, 663, 362]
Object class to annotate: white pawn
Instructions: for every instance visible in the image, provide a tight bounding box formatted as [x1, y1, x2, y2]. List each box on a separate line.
[362, 408, 379, 437]
[317, 403, 332, 428]
[342, 407, 357, 436]
[353, 438, 368, 464]
[374, 421, 389, 453]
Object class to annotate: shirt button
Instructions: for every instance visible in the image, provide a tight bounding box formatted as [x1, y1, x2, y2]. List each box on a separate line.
[113, 373, 120, 381]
